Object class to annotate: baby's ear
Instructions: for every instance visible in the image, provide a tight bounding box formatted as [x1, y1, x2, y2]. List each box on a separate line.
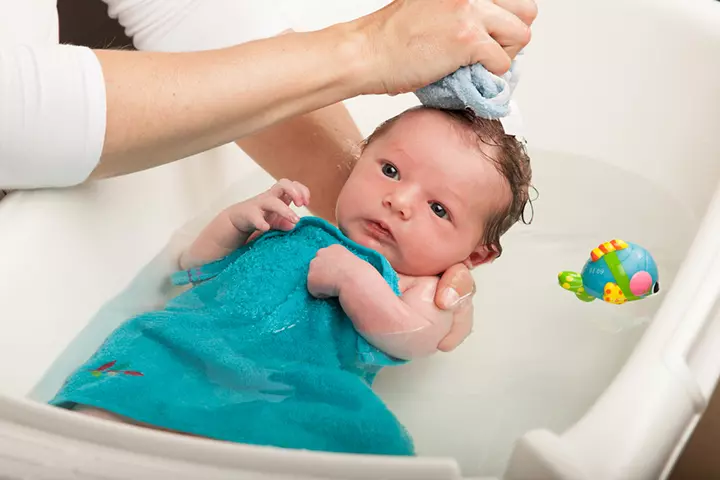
[463, 244, 498, 269]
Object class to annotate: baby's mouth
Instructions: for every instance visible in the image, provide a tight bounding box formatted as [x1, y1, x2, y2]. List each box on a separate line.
[363, 220, 395, 242]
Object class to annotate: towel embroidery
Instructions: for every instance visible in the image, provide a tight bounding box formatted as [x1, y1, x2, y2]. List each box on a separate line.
[90, 360, 144, 378]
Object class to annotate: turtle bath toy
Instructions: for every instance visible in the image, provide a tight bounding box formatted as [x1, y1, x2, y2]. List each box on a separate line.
[559, 239, 659, 304]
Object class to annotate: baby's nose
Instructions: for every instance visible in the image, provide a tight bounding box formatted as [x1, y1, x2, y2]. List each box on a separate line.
[383, 195, 412, 220]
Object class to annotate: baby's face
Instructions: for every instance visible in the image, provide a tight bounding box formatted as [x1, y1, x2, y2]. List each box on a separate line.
[336, 109, 511, 276]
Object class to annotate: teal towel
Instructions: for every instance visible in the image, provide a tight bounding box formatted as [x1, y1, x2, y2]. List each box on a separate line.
[50, 216, 414, 456]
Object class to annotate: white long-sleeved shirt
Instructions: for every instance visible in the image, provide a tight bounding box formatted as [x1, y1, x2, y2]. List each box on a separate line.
[0, 0, 291, 189]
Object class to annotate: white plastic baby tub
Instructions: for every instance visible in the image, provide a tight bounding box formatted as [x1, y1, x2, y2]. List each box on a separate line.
[2, 0, 720, 479]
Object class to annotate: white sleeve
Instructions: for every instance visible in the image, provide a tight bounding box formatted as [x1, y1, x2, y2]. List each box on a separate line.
[0, 1, 292, 190]
[103, 0, 294, 52]
[0, 45, 106, 189]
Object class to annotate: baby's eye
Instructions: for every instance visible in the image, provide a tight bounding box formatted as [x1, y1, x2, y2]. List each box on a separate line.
[430, 202, 449, 219]
[381, 162, 399, 180]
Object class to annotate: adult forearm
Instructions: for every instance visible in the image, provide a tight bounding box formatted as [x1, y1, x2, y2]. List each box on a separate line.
[91, 24, 365, 179]
[339, 265, 428, 338]
[236, 102, 362, 222]
[340, 274, 433, 361]
[90, 0, 537, 181]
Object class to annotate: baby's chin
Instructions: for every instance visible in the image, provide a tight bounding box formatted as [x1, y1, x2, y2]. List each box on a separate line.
[373, 248, 449, 277]
[341, 224, 449, 276]
[391, 258, 448, 277]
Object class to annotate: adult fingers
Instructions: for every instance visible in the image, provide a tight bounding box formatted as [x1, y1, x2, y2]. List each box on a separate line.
[435, 264, 476, 310]
[491, 0, 538, 26]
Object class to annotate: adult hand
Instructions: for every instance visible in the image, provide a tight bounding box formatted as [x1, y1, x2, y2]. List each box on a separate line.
[435, 264, 476, 351]
[355, 0, 537, 95]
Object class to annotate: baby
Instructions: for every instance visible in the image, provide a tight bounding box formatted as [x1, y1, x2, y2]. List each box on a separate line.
[50, 106, 532, 456]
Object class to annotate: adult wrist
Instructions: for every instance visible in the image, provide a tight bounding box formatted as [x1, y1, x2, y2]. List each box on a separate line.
[324, 18, 381, 98]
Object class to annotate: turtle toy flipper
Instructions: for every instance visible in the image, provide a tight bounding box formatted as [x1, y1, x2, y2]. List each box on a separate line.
[558, 271, 596, 303]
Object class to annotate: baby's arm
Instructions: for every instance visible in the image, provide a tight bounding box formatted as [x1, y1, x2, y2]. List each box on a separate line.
[308, 245, 454, 360]
[179, 179, 310, 270]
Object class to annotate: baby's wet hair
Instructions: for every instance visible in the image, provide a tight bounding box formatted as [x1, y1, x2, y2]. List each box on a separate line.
[362, 106, 534, 258]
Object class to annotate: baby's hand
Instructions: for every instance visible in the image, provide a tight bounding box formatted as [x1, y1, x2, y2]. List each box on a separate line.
[307, 245, 361, 299]
[227, 179, 310, 234]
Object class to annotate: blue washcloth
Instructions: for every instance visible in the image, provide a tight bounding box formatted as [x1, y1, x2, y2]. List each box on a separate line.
[415, 58, 521, 119]
[50, 217, 414, 456]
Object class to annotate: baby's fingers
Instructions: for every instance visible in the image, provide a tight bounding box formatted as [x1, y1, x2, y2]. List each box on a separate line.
[262, 196, 300, 225]
[294, 181, 311, 207]
[270, 179, 308, 207]
[247, 210, 271, 233]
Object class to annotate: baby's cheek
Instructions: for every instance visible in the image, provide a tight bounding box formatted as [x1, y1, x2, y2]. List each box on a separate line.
[400, 243, 456, 277]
